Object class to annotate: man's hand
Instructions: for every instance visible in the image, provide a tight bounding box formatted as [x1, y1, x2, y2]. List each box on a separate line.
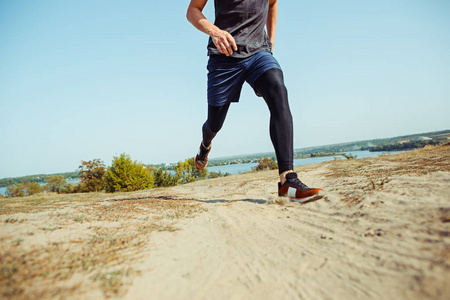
[187, 0, 237, 56]
[211, 29, 238, 56]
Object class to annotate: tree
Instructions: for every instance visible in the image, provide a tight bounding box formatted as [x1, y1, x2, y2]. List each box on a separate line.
[104, 153, 154, 193]
[253, 157, 278, 171]
[23, 181, 43, 196]
[6, 184, 26, 197]
[153, 168, 179, 187]
[174, 157, 208, 184]
[5, 181, 43, 197]
[44, 175, 67, 194]
[78, 159, 106, 192]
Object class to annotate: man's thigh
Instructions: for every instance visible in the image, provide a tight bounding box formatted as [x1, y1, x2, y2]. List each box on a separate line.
[245, 50, 282, 91]
[207, 56, 246, 106]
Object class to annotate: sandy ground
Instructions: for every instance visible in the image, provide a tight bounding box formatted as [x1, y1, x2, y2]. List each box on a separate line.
[1, 145, 450, 299]
[123, 151, 450, 300]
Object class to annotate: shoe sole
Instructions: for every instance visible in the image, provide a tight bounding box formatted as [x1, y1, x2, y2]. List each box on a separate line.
[195, 161, 207, 170]
[289, 190, 324, 203]
[195, 143, 211, 170]
[195, 154, 208, 170]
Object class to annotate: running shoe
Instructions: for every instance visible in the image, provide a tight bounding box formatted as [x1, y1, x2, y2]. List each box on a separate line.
[195, 142, 211, 170]
[278, 172, 324, 203]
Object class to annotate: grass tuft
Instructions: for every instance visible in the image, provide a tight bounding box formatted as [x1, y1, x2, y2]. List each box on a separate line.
[0, 195, 206, 299]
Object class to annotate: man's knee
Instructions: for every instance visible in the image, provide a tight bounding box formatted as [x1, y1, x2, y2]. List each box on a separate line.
[256, 69, 287, 98]
[203, 120, 222, 134]
[267, 81, 287, 98]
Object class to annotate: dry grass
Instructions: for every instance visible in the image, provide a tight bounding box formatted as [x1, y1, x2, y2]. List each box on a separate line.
[322, 143, 450, 205]
[324, 143, 450, 179]
[0, 193, 207, 299]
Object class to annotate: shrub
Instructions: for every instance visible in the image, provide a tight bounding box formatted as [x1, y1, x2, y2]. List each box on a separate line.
[208, 171, 229, 179]
[78, 159, 106, 192]
[23, 181, 43, 196]
[253, 157, 278, 171]
[174, 158, 208, 184]
[6, 184, 26, 197]
[44, 175, 67, 194]
[61, 183, 80, 194]
[104, 154, 153, 193]
[342, 153, 357, 160]
[153, 168, 179, 187]
[5, 181, 43, 197]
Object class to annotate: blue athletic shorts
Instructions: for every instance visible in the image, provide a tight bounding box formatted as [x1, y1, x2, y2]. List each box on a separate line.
[207, 49, 282, 107]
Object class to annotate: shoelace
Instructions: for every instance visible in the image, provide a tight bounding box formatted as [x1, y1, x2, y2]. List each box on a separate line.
[287, 178, 309, 190]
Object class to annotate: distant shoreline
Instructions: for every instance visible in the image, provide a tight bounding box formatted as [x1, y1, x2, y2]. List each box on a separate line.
[0, 150, 409, 197]
[1, 129, 448, 188]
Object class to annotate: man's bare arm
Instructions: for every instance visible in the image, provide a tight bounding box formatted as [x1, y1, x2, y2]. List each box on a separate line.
[267, 0, 278, 52]
[186, 0, 237, 56]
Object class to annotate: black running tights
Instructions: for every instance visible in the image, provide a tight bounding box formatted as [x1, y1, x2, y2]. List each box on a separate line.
[202, 68, 294, 174]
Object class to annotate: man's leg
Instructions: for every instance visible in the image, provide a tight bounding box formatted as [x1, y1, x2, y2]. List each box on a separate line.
[202, 103, 230, 147]
[197, 54, 245, 170]
[195, 103, 230, 170]
[253, 68, 294, 179]
[254, 68, 323, 202]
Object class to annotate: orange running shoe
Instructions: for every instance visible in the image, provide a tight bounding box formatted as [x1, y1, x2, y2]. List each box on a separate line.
[195, 142, 211, 170]
[278, 172, 324, 203]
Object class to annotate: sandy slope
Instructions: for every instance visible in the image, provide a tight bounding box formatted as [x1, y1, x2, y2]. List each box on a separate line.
[2, 146, 449, 299]
[122, 148, 450, 300]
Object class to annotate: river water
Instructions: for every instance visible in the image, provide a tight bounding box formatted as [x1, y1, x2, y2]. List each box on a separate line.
[0, 150, 408, 196]
[0, 179, 80, 197]
[208, 150, 409, 175]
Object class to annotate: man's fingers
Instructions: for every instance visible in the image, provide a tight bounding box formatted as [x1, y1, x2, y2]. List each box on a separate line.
[217, 39, 231, 56]
[229, 37, 238, 51]
[225, 32, 237, 52]
[223, 41, 233, 56]
[213, 30, 237, 56]
[216, 42, 227, 56]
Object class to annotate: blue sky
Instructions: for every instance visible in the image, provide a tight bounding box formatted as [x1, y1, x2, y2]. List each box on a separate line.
[0, 0, 449, 178]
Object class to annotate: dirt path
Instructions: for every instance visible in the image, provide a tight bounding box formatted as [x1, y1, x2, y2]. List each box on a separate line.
[123, 150, 450, 300]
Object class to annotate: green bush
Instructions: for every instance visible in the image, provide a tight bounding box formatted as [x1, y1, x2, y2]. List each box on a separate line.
[104, 154, 154, 193]
[44, 175, 67, 194]
[24, 182, 43, 196]
[174, 158, 208, 184]
[153, 168, 179, 187]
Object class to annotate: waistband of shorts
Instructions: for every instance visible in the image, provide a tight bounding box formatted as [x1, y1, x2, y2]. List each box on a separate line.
[208, 49, 271, 62]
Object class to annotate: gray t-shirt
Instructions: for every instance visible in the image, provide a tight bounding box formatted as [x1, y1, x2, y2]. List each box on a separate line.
[207, 0, 272, 58]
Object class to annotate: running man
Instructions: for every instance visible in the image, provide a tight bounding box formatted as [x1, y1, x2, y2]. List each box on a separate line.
[186, 0, 323, 202]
